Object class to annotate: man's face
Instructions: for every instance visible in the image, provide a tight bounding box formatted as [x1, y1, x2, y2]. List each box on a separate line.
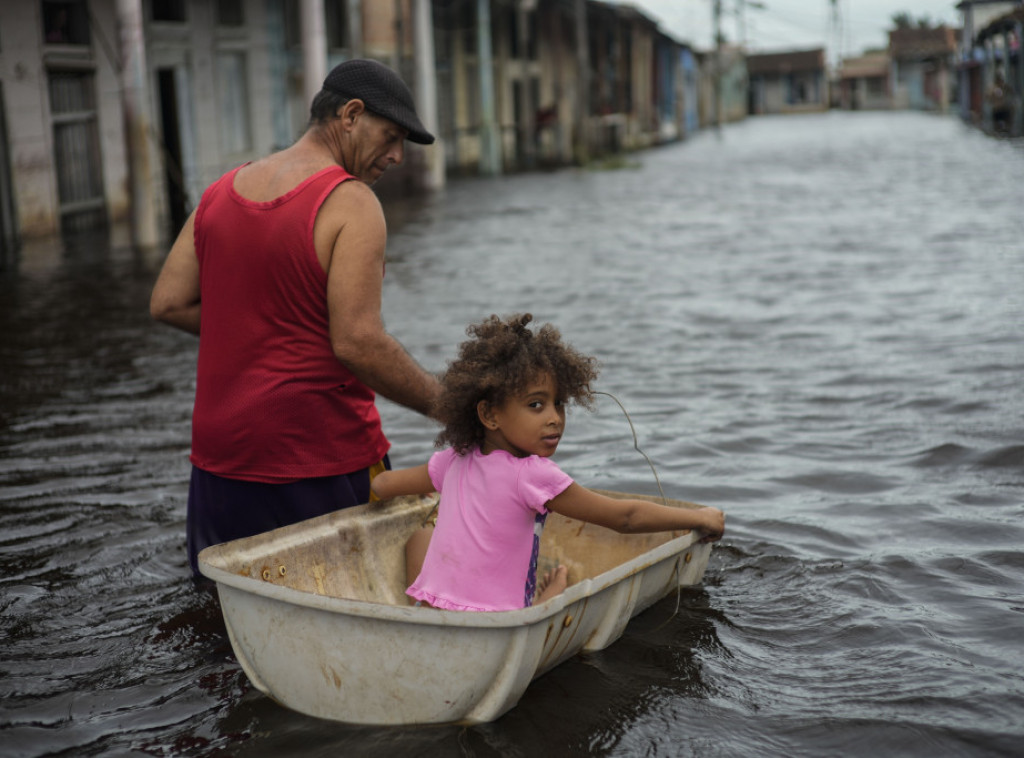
[349, 109, 407, 184]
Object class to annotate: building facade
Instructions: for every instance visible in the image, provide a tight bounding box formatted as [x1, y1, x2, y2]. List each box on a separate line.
[836, 52, 891, 110]
[888, 25, 958, 111]
[1, 0, 710, 260]
[746, 48, 828, 115]
[956, 1, 1023, 135]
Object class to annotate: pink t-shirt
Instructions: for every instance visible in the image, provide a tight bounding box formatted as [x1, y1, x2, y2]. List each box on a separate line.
[407, 447, 573, 611]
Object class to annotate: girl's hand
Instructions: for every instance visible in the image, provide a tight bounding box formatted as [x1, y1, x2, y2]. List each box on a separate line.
[696, 506, 725, 543]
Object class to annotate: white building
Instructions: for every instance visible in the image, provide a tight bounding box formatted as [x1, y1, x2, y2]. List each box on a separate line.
[0, 0, 436, 261]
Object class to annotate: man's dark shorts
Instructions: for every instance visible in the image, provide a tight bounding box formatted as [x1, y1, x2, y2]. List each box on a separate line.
[186, 459, 389, 577]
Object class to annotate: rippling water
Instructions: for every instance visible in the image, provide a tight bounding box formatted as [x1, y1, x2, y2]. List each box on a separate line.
[2, 112, 1022, 756]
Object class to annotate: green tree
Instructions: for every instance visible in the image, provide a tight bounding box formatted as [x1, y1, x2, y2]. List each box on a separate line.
[891, 12, 913, 29]
[892, 11, 938, 30]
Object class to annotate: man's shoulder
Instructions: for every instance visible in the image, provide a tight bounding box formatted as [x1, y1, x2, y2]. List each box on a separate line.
[321, 174, 380, 215]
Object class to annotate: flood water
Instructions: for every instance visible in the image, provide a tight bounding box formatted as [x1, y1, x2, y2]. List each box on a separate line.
[2, 111, 1022, 757]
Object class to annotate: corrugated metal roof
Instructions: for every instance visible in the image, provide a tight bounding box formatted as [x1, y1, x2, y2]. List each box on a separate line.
[839, 53, 890, 80]
[746, 49, 826, 75]
[888, 26, 958, 59]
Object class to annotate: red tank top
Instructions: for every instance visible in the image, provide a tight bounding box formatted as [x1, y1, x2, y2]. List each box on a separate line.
[190, 165, 389, 482]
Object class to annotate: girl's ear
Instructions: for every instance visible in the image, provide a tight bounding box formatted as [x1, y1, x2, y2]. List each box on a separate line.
[477, 400, 498, 430]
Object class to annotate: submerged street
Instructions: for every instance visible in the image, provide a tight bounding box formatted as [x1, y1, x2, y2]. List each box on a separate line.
[1, 111, 1022, 756]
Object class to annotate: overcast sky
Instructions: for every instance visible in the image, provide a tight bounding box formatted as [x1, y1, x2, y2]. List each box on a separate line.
[626, 0, 963, 59]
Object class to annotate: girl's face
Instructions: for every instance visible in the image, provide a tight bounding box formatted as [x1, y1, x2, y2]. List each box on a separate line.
[478, 372, 566, 458]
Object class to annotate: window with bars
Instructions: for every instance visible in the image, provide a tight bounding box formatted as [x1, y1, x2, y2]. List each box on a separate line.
[217, 51, 252, 154]
[49, 71, 106, 231]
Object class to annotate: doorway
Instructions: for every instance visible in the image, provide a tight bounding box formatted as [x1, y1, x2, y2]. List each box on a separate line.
[157, 67, 187, 236]
[0, 82, 18, 266]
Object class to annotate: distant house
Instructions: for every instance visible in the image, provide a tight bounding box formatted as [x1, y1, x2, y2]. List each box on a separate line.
[746, 49, 828, 115]
[654, 30, 682, 141]
[585, 1, 667, 154]
[443, 0, 686, 171]
[888, 26, 958, 110]
[956, 2, 1024, 136]
[837, 51, 891, 110]
[698, 44, 748, 127]
[679, 45, 700, 136]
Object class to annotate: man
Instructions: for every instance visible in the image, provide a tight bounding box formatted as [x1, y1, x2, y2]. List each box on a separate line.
[150, 59, 442, 577]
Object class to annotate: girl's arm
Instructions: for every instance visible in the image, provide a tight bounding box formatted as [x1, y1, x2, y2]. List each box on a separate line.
[370, 464, 435, 501]
[546, 483, 724, 540]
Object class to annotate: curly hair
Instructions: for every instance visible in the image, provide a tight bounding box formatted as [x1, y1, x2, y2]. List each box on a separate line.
[434, 313, 600, 453]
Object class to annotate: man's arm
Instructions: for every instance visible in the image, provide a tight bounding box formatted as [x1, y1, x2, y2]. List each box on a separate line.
[324, 182, 441, 418]
[150, 211, 201, 335]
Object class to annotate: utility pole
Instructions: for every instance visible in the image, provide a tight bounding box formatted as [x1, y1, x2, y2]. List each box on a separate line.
[829, 0, 844, 68]
[714, 0, 723, 130]
[736, 0, 767, 49]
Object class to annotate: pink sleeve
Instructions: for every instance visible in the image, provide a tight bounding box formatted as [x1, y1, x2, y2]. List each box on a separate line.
[427, 448, 457, 492]
[516, 456, 573, 514]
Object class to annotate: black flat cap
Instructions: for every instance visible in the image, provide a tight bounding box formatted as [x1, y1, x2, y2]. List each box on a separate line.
[322, 59, 435, 145]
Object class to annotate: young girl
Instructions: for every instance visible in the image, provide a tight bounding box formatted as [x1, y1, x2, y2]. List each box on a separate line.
[370, 313, 725, 611]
